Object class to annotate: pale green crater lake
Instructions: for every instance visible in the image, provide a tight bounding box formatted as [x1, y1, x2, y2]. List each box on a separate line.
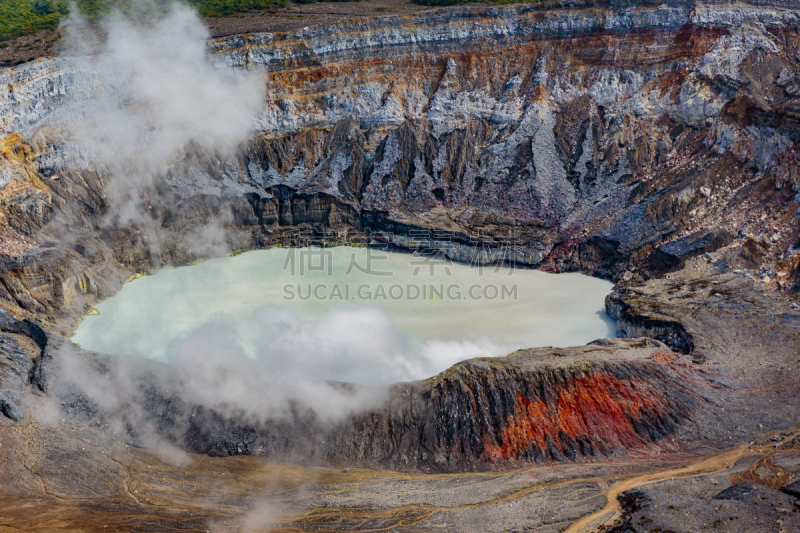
[72, 247, 616, 384]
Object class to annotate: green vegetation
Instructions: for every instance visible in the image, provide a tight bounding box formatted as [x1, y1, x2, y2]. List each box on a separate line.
[290, 0, 365, 4]
[191, 0, 287, 17]
[411, 0, 533, 6]
[0, 0, 543, 44]
[0, 0, 294, 43]
[0, 1, 68, 42]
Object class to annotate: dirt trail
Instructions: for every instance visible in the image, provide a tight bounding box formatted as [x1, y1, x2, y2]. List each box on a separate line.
[5, 418, 798, 533]
[564, 445, 753, 533]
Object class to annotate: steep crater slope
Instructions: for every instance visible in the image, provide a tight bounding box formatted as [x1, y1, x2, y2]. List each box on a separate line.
[37, 337, 709, 472]
[0, 1, 798, 322]
[0, 0, 799, 476]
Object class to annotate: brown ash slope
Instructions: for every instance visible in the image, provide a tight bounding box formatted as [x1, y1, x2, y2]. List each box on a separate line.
[0, 0, 798, 513]
[35, 338, 707, 472]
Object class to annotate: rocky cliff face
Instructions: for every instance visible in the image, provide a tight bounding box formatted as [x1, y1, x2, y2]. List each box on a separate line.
[1, 1, 798, 320]
[318, 340, 706, 471]
[35, 337, 709, 472]
[0, 0, 800, 476]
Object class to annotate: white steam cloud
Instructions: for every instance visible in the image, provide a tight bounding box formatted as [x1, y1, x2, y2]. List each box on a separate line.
[39, 2, 546, 461]
[56, 304, 506, 430]
[47, 3, 410, 447]
[174, 305, 507, 386]
[59, 1, 262, 224]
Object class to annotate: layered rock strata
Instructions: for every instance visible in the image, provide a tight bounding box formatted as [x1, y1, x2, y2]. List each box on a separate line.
[0, 1, 798, 332]
[0, 0, 798, 480]
[35, 337, 707, 472]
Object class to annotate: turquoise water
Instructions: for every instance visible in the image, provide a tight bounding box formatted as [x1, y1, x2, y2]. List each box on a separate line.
[72, 247, 615, 384]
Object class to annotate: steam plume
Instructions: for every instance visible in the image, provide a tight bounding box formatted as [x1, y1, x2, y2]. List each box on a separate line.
[58, 0, 263, 226]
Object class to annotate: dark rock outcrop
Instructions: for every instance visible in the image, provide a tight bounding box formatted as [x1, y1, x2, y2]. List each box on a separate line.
[40, 339, 707, 472]
[606, 290, 695, 354]
[640, 228, 735, 278]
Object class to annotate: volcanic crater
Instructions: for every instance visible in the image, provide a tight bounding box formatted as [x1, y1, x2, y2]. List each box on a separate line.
[1, 0, 800, 531]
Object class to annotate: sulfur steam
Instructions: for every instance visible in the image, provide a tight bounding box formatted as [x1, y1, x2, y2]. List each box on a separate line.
[57, 0, 263, 227]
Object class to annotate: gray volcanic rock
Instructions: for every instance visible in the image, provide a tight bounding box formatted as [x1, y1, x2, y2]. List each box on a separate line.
[0, 1, 799, 329]
[0, 308, 48, 421]
[640, 227, 735, 278]
[713, 481, 761, 500]
[0, 1, 800, 530]
[37, 338, 710, 472]
[609, 475, 800, 533]
[783, 480, 800, 498]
